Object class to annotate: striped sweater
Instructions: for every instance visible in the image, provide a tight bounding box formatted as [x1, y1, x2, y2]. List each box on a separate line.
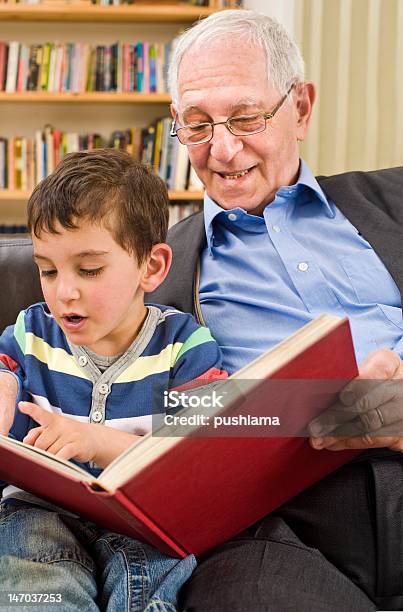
[0, 302, 226, 478]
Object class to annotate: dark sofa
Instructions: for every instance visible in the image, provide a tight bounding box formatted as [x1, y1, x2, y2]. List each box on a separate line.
[0, 236, 43, 333]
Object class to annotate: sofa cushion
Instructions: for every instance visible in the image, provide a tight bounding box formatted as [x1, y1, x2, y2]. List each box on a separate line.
[0, 236, 43, 332]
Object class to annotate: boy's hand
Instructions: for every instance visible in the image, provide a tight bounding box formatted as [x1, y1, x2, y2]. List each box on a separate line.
[19, 401, 141, 468]
[0, 373, 18, 436]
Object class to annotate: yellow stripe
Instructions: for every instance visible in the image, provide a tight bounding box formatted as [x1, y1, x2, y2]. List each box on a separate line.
[115, 342, 183, 384]
[25, 333, 91, 381]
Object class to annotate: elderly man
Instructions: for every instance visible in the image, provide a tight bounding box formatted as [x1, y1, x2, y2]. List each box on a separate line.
[150, 8, 403, 612]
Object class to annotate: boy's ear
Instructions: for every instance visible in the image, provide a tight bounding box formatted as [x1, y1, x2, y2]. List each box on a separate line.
[140, 243, 172, 293]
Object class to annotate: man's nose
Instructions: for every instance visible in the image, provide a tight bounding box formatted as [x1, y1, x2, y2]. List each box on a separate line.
[209, 124, 243, 163]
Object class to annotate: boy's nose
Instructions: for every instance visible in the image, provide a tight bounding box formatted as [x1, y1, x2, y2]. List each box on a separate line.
[56, 280, 80, 302]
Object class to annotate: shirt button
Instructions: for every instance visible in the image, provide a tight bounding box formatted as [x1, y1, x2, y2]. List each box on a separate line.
[298, 262, 309, 272]
[78, 355, 88, 367]
[99, 383, 109, 395]
[92, 410, 103, 423]
[272, 225, 281, 233]
[228, 213, 237, 221]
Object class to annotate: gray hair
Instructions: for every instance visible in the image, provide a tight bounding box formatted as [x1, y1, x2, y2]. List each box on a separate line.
[168, 9, 305, 107]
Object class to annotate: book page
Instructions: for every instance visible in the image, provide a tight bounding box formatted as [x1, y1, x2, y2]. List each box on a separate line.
[0, 434, 94, 482]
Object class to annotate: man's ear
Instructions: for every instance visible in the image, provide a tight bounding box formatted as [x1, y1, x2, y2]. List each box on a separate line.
[295, 82, 316, 142]
[170, 103, 177, 120]
[140, 243, 172, 293]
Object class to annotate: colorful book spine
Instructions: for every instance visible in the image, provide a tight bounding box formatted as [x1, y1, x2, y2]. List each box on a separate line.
[0, 39, 172, 94]
[0, 119, 200, 199]
[5, 42, 19, 93]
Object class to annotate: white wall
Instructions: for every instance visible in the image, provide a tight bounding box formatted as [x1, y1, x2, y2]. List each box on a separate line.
[244, 0, 296, 34]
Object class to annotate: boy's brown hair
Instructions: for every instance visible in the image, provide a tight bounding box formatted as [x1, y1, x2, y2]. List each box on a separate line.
[27, 148, 169, 262]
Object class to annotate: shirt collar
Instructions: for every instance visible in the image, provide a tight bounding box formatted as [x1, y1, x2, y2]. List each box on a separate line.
[203, 159, 333, 251]
[296, 159, 333, 215]
[203, 192, 228, 251]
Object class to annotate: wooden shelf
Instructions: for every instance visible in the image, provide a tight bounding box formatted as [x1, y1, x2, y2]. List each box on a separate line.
[0, 191, 32, 202]
[0, 92, 171, 104]
[0, 3, 215, 23]
[0, 189, 203, 202]
[169, 190, 203, 201]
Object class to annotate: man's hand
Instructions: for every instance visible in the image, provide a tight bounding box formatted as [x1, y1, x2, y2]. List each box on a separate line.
[308, 349, 403, 452]
[19, 401, 141, 468]
[0, 373, 18, 436]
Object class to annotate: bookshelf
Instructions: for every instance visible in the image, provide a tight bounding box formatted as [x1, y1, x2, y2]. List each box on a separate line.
[0, 1, 214, 227]
[0, 92, 171, 103]
[0, 189, 203, 202]
[0, 3, 216, 24]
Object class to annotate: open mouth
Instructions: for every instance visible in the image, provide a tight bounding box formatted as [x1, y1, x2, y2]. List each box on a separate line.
[62, 314, 87, 330]
[218, 166, 256, 180]
[64, 315, 84, 323]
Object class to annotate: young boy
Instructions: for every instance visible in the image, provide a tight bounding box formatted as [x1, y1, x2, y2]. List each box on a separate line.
[0, 149, 226, 611]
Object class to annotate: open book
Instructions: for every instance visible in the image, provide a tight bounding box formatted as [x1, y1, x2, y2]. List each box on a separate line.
[0, 314, 359, 557]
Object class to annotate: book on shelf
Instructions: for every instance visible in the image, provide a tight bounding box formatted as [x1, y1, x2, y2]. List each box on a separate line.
[0, 0, 244, 7]
[168, 202, 201, 227]
[0, 118, 198, 194]
[5, 41, 19, 93]
[0, 314, 360, 557]
[0, 138, 7, 189]
[0, 40, 172, 94]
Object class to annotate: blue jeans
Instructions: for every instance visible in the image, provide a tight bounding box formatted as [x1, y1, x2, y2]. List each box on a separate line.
[0, 499, 196, 611]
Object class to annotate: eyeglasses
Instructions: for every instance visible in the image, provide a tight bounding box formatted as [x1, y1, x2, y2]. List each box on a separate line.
[170, 84, 295, 146]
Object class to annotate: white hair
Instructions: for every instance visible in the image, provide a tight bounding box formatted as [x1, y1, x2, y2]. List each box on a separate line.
[168, 9, 305, 107]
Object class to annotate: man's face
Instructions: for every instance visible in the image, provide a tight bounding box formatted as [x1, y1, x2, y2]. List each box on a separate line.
[32, 220, 148, 356]
[174, 39, 314, 215]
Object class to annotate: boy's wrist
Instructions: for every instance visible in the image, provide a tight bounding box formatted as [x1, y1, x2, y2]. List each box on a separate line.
[91, 425, 139, 469]
[90, 423, 109, 466]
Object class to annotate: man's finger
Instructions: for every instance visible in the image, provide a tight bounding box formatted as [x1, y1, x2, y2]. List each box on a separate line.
[308, 401, 362, 436]
[309, 379, 403, 437]
[335, 350, 401, 407]
[358, 349, 401, 380]
[310, 434, 403, 452]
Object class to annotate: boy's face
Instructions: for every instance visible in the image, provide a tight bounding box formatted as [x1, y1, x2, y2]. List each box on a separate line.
[32, 220, 149, 356]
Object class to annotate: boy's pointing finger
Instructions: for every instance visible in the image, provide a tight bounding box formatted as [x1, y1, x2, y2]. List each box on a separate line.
[18, 401, 53, 426]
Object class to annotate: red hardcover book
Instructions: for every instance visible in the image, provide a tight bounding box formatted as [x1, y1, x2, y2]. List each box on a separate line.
[0, 315, 360, 558]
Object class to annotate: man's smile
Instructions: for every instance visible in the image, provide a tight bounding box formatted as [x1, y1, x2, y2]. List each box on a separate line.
[215, 165, 257, 180]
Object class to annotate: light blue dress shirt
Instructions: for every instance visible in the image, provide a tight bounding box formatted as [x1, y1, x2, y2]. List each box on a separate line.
[199, 160, 403, 374]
